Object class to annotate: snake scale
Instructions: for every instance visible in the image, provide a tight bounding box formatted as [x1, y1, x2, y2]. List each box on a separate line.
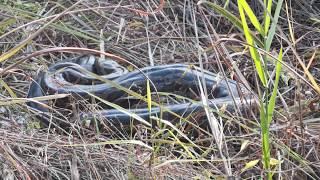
[27, 55, 249, 127]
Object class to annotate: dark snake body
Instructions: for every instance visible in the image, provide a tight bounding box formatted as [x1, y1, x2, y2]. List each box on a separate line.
[27, 56, 247, 126]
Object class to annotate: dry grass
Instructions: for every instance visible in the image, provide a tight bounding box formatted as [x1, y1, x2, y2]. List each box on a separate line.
[0, 0, 319, 179]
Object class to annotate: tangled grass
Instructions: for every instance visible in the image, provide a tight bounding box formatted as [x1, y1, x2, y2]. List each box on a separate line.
[0, 0, 319, 179]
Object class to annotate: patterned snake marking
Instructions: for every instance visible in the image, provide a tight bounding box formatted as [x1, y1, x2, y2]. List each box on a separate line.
[27, 55, 250, 127]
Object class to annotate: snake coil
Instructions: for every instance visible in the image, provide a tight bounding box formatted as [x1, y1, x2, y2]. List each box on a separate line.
[27, 55, 249, 127]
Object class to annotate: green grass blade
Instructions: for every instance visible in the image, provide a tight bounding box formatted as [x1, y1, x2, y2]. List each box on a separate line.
[238, 2, 267, 86]
[52, 23, 99, 42]
[86, 92, 152, 127]
[146, 80, 153, 127]
[147, 80, 152, 113]
[264, 0, 273, 34]
[223, 0, 230, 8]
[267, 47, 283, 124]
[0, 1, 82, 62]
[238, 0, 265, 36]
[198, 1, 242, 30]
[0, 40, 32, 63]
[266, 0, 284, 51]
[167, 130, 195, 159]
[151, 116, 199, 149]
[198, 0, 264, 47]
[241, 159, 260, 173]
[0, 18, 16, 35]
[0, 79, 17, 98]
[259, 99, 271, 178]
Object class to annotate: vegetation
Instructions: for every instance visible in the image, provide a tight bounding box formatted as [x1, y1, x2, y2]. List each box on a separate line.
[200, 0, 284, 178]
[0, 0, 319, 179]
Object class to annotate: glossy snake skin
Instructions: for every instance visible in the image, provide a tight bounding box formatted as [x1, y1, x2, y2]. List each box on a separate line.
[27, 55, 249, 126]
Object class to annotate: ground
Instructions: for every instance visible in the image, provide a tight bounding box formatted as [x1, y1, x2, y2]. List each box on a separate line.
[0, 0, 319, 179]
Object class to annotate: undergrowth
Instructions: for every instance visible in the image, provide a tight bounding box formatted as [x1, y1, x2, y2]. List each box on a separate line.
[0, 0, 319, 179]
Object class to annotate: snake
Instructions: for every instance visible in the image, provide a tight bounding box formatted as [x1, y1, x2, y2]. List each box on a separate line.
[27, 55, 249, 127]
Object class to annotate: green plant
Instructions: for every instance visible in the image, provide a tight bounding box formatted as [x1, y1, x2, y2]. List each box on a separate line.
[199, 0, 284, 179]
